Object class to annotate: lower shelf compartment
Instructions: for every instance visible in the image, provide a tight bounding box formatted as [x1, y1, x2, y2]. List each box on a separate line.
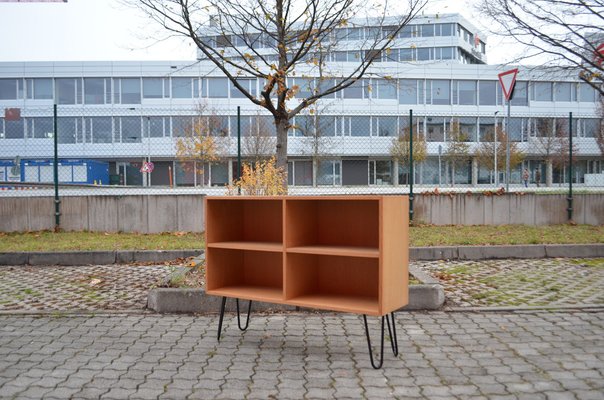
[207, 285, 283, 303]
[287, 293, 379, 315]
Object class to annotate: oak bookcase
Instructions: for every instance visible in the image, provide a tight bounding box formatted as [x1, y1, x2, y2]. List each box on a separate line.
[205, 196, 409, 316]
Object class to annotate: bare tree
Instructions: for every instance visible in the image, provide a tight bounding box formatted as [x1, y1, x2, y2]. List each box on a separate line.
[445, 120, 471, 187]
[242, 115, 276, 162]
[597, 96, 604, 156]
[476, 0, 604, 95]
[130, 0, 427, 184]
[475, 125, 524, 178]
[529, 117, 578, 186]
[389, 124, 426, 185]
[175, 104, 230, 184]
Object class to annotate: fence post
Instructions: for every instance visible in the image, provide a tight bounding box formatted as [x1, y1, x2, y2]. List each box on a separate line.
[409, 109, 414, 222]
[237, 106, 241, 195]
[567, 112, 573, 222]
[53, 104, 61, 231]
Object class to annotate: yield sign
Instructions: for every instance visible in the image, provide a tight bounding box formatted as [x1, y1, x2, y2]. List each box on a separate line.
[595, 43, 604, 66]
[498, 68, 519, 101]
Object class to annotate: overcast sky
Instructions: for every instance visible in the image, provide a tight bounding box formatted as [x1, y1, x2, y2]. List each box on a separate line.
[0, 0, 511, 64]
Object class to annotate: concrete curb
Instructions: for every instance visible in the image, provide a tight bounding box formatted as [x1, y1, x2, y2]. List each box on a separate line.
[0, 244, 601, 266]
[0, 250, 202, 266]
[146, 287, 443, 313]
[148, 264, 445, 313]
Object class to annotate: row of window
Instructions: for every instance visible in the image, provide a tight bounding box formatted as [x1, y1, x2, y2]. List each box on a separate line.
[1, 77, 599, 105]
[1, 114, 598, 143]
[203, 22, 484, 49]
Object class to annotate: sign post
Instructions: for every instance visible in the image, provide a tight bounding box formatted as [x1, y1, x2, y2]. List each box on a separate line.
[498, 68, 518, 192]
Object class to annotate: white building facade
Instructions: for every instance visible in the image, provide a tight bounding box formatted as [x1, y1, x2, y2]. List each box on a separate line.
[0, 14, 601, 188]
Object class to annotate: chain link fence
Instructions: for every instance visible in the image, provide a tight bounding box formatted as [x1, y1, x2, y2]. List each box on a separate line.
[1, 105, 602, 195]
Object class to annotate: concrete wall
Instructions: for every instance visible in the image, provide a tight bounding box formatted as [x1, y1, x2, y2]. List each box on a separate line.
[0, 194, 602, 232]
[0, 195, 205, 233]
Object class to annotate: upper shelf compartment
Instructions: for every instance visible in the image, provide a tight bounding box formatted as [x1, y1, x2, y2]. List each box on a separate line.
[285, 198, 379, 250]
[206, 198, 283, 245]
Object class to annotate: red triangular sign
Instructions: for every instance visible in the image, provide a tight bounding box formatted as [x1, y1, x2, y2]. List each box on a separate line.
[498, 68, 518, 101]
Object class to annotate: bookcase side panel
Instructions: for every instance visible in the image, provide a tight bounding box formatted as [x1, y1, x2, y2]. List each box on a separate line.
[380, 196, 409, 314]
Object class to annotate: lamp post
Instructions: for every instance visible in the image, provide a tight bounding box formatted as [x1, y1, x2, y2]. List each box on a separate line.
[494, 111, 499, 186]
[438, 144, 442, 186]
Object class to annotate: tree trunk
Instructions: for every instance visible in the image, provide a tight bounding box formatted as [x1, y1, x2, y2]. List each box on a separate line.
[546, 159, 553, 187]
[275, 116, 289, 186]
[451, 162, 456, 187]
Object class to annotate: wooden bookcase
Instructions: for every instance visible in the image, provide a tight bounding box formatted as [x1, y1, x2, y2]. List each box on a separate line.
[205, 196, 408, 316]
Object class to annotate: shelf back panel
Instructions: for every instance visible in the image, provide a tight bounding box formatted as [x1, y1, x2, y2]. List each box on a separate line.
[286, 199, 379, 248]
[206, 199, 283, 244]
[206, 248, 283, 291]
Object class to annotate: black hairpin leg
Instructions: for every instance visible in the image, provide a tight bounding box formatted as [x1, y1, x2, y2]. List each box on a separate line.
[363, 315, 385, 369]
[217, 296, 227, 342]
[217, 297, 253, 342]
[236, 298, 252, 331]
[363, 312, 399, 369]
[385, 312, 399, 356]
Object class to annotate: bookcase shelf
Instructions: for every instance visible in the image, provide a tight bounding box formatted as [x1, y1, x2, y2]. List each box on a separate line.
[205, 196, 408, 316]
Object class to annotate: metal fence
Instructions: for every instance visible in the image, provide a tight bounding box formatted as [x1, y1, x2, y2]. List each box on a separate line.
[1, 105, 602, 193]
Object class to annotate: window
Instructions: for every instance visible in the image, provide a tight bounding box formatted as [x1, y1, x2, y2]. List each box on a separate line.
[372, 116, 397, 137]
[117, 117, 142, 143]
[144, 116, 169, 138]
[420, 24, 434, 37]
[417, 48, 431, 61]
[579, 83, 596, 102]
[56, 78, 82, 104]
[426, 117, 445, 142]
[57, 117, 80, 144]
[114, 78, 141, 104]
[172, 116, 193, 137]
[439, 23, 453, 37]
[555, 82, 573, 102]
[399, 79, 419, 104]
[85, 117, 112, 143]
[398, 25, 416, 38]
[0, 79, 23, 100]
[348, 28, 363, 40]
[208, 78, 228, 98]
[293, 115, 314, 137]
[230, 115, 253, 136]
[26, 78, 53, 100]
[26, 117, 53, 138]
[230, 79, 256, 99]
[374, 79, 397, 99]
[441, 47, 454, 60]
[370, 160, 392, 185]
[532, 82, 553, 102]
[479, 81, 497, 105]
[510, 81, 528, 106]
[209, 115, 229, 137]
[143, 78, 166, 99]
[428, 80, 450, 105]
[454, 80, 477, 105]
[287, 160, 313, 186]
[210, 162, 228, 186]
[349, 116, 370, 136]
[399, 48, 414, 61]
[342, 79, 366, 99]
[342, 160, 368, 185]
[171, 78, 193, 98]
[317, 160, 341, 185]
[452, 117, 477, 142]
[316, 115, 335, 137]
[5, 118, 24, 139]
[84, 78, 108, 104]
[295, 78, 314, 98]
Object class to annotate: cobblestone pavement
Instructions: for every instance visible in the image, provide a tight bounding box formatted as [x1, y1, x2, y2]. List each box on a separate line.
[0, 311, 603, 399]
[0, 265, 172, 312]
[1, 258, 603, 312]
[415, 258, 604, 308]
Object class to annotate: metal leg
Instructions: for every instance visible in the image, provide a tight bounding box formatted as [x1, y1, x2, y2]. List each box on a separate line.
[217, 296, 227, 342]
[236, 299, 252, 331]
[363, 314, 385, 369]
[385, 312, 399, 356]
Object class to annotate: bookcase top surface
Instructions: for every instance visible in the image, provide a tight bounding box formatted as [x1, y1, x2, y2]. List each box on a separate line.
[205, 195, 408, 201]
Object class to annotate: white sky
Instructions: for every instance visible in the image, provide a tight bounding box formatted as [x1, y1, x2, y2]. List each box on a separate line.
[0, 0, 511, 63]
